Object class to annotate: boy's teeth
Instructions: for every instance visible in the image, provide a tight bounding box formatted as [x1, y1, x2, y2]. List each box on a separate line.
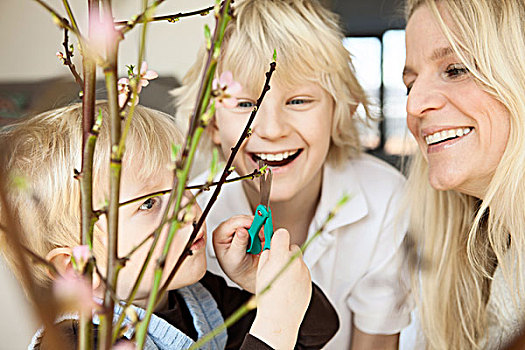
[256, 150, 297, 161]
[425, 127, 472, 145]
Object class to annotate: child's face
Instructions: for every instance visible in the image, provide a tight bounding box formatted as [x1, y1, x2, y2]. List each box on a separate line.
[212, 80, 333, 202]
[96, 168, 207, 306]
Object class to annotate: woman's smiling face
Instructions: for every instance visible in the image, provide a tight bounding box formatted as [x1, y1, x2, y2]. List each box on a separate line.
[403, 4, 510, 198]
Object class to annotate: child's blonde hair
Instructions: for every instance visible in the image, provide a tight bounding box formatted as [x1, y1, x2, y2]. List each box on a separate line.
[0, 101, 184, 290]
[173, 0, 371, 166]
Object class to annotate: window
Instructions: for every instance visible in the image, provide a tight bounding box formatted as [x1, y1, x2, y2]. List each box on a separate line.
[343, 30, 417, 156]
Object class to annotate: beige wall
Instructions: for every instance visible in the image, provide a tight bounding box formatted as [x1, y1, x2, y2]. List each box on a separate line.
[0, 0, 213, 82]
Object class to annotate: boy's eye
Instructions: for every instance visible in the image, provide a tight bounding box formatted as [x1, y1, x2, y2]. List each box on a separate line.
[237, 100, 255, 108]
[287, 98, 310, 105]
[139, 198, 156, 211]
[444, 64, 469, 79]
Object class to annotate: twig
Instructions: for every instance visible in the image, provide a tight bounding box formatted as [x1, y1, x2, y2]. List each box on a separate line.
[157, 59, 277, 299]
[0, 176, 64, 348]
[189, 194, 351, 349]
[115, 4, 215, 28]
[116, 168, 266, 209]
[118, 0, 165, 35]
[61, 27, 84, 88]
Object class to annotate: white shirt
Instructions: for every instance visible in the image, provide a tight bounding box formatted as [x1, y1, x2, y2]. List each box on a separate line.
[193, 153, 412, 349]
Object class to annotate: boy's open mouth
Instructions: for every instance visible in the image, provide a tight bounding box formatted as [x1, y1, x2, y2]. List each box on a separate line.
[250, 149, 303, 167]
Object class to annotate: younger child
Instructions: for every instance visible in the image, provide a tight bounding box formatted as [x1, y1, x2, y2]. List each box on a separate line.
[175, 0, 412, 348]
[0, 101, 338, 349]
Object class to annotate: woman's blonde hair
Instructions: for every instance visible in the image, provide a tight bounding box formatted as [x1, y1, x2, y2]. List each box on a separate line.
[404, 0, 525, 349]
[0, 101, 183, 291]
[173, 0, 372, 166]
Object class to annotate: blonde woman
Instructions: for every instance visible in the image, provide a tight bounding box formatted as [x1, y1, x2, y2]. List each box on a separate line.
[403, 0, 525, 349]
[175, 0, 412, 348]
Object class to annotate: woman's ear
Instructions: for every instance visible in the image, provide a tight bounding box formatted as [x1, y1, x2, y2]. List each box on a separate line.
[45, 247, 73, 278]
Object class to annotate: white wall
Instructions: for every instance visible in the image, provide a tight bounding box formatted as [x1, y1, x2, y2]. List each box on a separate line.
[0, 0, 214, 82]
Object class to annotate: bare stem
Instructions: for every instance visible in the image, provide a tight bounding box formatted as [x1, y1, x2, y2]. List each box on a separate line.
[157, 60, 277, 299]
[115, 4, 215, 28]
[0, 178, 64, 349]
[189, 194, 350, 349]
[62, 27, 84, 88]
[98, 1, 122, 348]
[119, 0, 165, 35]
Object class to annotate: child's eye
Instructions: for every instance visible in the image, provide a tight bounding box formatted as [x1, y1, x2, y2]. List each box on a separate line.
[287, 98, 310, 105]
[139, 198, 157, 211]
[444, 64, 469, 79]
[237, 100, 255, 108]
[406, 84, 413, 96]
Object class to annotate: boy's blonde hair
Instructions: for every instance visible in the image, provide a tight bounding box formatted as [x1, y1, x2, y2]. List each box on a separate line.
[404, 0, 525, 349]
[0, 101, 183, 289]
[173, 0, 371, 166]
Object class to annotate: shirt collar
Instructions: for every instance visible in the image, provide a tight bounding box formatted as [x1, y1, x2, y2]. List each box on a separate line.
[310, 160, 368, 236]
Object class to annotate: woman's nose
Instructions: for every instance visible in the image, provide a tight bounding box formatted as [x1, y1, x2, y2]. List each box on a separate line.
[406, 78, 447, 118]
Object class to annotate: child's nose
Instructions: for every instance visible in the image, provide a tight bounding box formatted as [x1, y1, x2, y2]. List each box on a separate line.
[252, 104, 289, 140]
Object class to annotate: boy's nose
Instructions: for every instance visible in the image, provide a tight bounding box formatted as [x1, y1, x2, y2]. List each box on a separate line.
[252, 104, 289, 140]
[406, 78, 447, 118]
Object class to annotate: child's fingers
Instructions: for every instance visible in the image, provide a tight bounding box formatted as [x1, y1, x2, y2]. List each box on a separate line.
[230, 228, 250, 252]
[214, 215, 254, 243]
[269, 228, 291, 254]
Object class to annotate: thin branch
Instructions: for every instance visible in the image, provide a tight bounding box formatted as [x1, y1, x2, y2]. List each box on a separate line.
[118, 0, 165, 35]
[21, 246, 59, 277]
[33, 0, 76, 32]
[115, 4, 215, 28]
[189, 194, 351, 350]
[0, 177, 64, 348]
[157, 60, 277, 299]
[61, 27, 84, 88]
[116, 168, 266, 209]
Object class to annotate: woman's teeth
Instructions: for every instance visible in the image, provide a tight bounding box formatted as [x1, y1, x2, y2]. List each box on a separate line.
[425, 127, 472, 145]
[256, 150, 298, 161]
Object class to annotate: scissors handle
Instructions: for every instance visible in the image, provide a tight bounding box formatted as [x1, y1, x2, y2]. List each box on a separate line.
[247, 205, 272, 254]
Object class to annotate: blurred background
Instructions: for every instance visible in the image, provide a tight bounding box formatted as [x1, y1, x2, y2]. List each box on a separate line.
[0, 0, 412, 347]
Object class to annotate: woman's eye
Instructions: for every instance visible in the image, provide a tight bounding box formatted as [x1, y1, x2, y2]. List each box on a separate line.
[445, 64, 469, 79]
[406, 84, 413, 96]
[139, 198, 156, 211]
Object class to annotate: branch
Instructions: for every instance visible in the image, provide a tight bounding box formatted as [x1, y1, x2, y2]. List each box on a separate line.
[0, 177, 64, 348]
[115, 4, 215, 29]
[61, 27, 84, 88]
[115, 168, 266, 210]
[157, 60, 277, 299]
[189, 194, 351, 349]
[118, 0, 165, 35]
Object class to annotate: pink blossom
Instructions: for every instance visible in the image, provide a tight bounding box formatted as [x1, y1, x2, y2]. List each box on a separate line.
[133, 62, 158, 92]
[56, 51, 65, 64]
[53, 270, 95, 313]
[118, 78, 132, 108]
[72, 245, 91, 272]
[212, 71, 242, 109]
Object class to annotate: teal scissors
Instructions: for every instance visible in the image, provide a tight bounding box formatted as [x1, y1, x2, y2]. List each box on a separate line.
[247, 162, 273, 255]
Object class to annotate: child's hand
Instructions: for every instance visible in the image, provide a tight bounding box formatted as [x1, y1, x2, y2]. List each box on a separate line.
[213, 215, 260, 293]
[250, 229, 312, 350]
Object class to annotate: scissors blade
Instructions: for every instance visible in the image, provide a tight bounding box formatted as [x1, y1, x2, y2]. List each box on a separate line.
[260, 165, 272, 208]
